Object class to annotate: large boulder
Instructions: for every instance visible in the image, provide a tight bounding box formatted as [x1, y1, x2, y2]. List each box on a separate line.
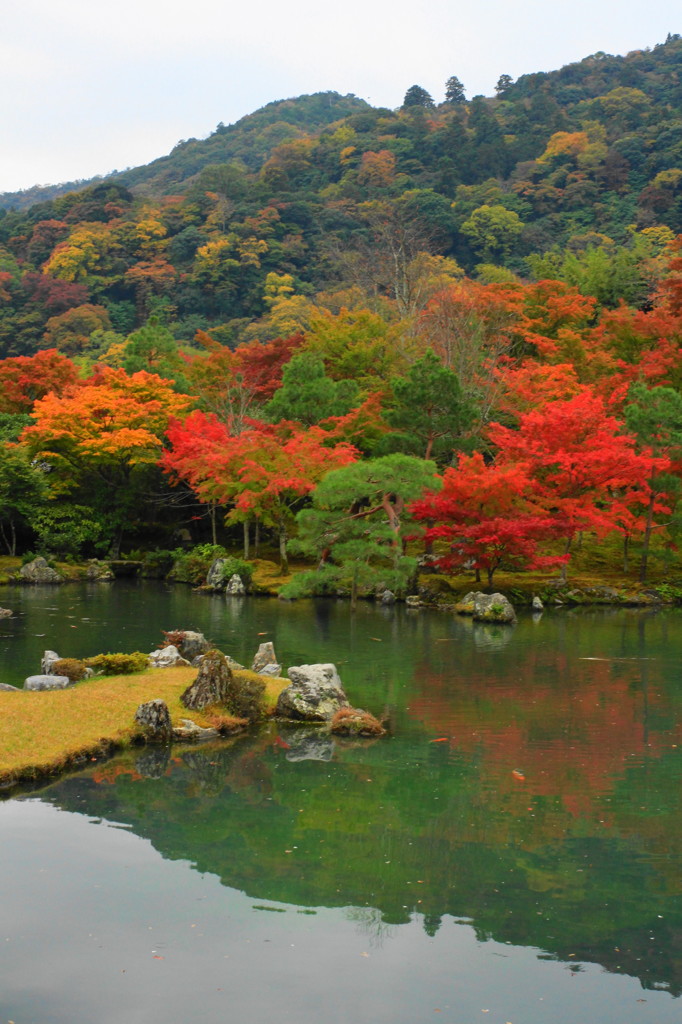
[275, 663, 349, 722]
[148, 645, 191, 668]
[225, 573, 246, 596]
[181, 649, 232, 710]
[173, 718, 220, 741]
[252, 641, 281, 676]
[134, 699, 173, 742]
[473, 592, 516, 624]
[19, 557, 62, 584]
[206, 558, 227, 590]
[85, 560, 114, 581]
[24, 674, 73, 691]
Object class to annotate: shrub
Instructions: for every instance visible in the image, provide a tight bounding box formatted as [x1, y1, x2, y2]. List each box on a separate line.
[160, 629, 187, 649]
[225, 670, 266, 722]
[168, 544, 228, 585]
[52, 657, 88, 682]
[85, 651, 149, 675]
[140, 549, 176, 578]
[330, 707, 386, 737]
[217, 557, 254, 589]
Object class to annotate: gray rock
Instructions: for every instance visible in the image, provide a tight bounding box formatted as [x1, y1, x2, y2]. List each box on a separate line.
[181, 649, 232, 710]
[405, 595, 422, 607]
[0, 607, 13, 617]
[19, 557, 62, 584]
[225, 573, 245, 596]
[257, 663, 282, 677]
[252, 641, 280, 675]
[148, 644, 191, 668]
[206, 558, 227, 590]
[275, 663, 349, 722]
[0, 682, 19, 691]
[24, 674, 72, 691]
[134, 699, 173, 742]
[380, 589, 396, 605]
[532, 595, 544, 611]
[177, 631, 210, 660]
[41, 650, 60, 675]
[173, 718, 221, 741]
[472, 592, 516, 624]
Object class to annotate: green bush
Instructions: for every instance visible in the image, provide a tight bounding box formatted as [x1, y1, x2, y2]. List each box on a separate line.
[217, 557, 254, 588]
[85, 651, 149, 675]
[139, 549, 176, 578]
[52, 658, 88, 682]
[168, 544, 228, 585]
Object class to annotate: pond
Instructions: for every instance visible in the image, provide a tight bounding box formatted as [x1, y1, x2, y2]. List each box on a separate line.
[1, 581, 681, 1023]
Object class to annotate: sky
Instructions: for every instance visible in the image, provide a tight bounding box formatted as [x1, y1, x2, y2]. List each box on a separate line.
[1, 0, 680, 194]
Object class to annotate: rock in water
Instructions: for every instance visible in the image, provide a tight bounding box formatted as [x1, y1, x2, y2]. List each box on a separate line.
[532, 595, 544, 611]
[24, 674, 72, 691]
[148, 645, 191, 668]
[275, 663, 349, 721]
[135, 699, 173, 742]
[330, 707, 386, 736]
[225, 573, 245, 596]
[472, 592, 516, 624]
[206, 558, 227, 590]
[19, 557, 62, 584]
[0, 607, 13, 617]
[41, 650, 60, 675]
[181, 649, 232, 710]
[252, 641, 281, 675]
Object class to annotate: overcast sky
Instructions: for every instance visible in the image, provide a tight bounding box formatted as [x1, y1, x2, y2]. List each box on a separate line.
[1, 0, 679, 194]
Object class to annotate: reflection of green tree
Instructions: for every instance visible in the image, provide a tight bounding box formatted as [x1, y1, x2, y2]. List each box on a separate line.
[44, 720, 682, 995]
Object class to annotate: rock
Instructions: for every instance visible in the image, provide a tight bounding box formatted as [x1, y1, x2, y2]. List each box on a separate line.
[206, 558, 227, 590]
[225, 573, 245, 596]
[0, 607, 13, 617]
[85, 560, 114, 581]
[405, 595, 422, 608]
[275, 663, 349, 722]
[472, 592, 516, 624]
[177, 631, 210, 660]
[257, 664, 282, 677]
[380, 589, 396, 605]
[41, 650, 60, 675]
[24, 674, 73, 691]
[173, 718, 221, 741]
[532, 595, 544, 611]
[148, 644, 191, 668]
[0, 682, 19, 691]
[330, 707, 386, 736]
[454, 591, 477, 614]
[19, 557, 62, 584]
[134, 699, 173, 742]
[252, 641, 280, 675]
[181, 649, 232, 710]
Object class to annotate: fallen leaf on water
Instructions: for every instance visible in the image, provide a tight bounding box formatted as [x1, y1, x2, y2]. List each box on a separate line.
[512, 770, 526, 781]
[153, 955, 164, 959]
[431, 737, 449, 743]
[369, 637, 382, 642]
[360, 952, 370, 957]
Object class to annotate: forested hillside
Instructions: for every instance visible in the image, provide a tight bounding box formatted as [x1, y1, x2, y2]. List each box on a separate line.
[2, 36, 682, 594]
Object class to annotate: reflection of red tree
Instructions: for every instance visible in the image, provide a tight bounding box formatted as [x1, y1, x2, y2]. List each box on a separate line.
[408, 654, 682, 834]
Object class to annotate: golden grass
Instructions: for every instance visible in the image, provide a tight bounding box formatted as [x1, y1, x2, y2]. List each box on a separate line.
[0, 666, 290, 789]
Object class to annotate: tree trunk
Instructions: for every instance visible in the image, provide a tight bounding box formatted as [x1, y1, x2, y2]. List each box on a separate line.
[254, 519, 260, 557]
[623, 533, 630, 574]
[210, 503, 217, 546]
[560, 536, 572, 583]
[278, 523, 289, 574]
[350, 564, 359, 612]
[640, 493, 655, 583]
[243, 520, 250, 559]
[487, 566, 494, 588]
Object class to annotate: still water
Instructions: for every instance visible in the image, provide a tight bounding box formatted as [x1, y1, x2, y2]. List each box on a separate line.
[1, 582, 681, 1023]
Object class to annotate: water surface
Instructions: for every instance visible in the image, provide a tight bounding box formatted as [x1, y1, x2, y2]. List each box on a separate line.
[1, 583, 681, 1022]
